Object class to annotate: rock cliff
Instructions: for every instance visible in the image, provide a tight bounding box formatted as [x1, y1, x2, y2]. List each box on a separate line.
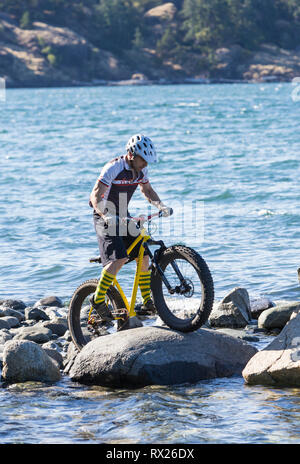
[1, 10, 300, 88]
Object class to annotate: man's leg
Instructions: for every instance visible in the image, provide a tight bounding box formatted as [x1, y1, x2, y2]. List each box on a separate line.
[92, 214, 129, 320]
[92, 258, 127, 318]
[136, 255, 156, 314]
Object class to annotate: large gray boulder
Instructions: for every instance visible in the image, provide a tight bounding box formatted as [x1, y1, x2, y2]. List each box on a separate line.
[258, 301, 300, 330]
[209, 287, 252, 328]
[2, 339, 61, 383]
[69, 326, 257, 388]
[243, 312, 300, 387]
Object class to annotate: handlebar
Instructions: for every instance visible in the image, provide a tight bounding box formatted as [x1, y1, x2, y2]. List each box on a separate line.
[130, 208, 173, 226]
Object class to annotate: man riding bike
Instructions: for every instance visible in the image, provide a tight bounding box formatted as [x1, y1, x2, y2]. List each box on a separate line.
[89, 134, 172, 322]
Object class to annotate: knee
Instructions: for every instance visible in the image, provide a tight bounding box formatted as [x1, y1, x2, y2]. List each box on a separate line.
[105, 257, 128, 274]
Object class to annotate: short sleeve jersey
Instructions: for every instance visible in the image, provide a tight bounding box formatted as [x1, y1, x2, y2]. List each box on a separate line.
[91, 155, 149, 216]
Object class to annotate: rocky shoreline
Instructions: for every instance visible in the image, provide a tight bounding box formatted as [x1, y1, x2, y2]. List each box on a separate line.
[1, 287, 300, 388]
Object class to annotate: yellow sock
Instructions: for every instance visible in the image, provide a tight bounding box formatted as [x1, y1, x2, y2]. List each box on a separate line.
[138, 270, 152, 304]
[94, 269, 115, 304]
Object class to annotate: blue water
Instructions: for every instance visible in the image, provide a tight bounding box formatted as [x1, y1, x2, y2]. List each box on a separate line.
[1, 83, 300, 304]
[1, 83, 300, 443]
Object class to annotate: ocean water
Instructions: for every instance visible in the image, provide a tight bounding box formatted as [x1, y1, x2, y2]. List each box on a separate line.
[1, 83, 300, 304]
[0, 83, 300, 444]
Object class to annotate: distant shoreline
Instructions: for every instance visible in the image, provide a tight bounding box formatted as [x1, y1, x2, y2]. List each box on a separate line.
[4, 76, 292, 90]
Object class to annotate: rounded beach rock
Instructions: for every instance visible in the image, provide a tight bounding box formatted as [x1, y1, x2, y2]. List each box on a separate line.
[243, 312, 300, 387]
[69, 326, 257, 388]
[2, 339, 61, 383]
[258, 301, 300, 330]
[209, 287, 252, 328]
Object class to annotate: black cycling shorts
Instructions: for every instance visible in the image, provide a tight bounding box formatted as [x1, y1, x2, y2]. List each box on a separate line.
[93, 214, 149, 267]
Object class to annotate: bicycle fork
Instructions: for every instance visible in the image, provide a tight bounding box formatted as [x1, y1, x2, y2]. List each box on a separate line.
[143, 241, 191, 296]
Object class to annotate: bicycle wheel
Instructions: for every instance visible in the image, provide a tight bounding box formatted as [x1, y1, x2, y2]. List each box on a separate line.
[68, 278, 127, 350]
[151, 245, 214, 332]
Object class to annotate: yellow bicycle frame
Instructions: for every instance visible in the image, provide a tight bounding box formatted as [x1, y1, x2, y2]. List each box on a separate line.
[112, 227, 151, 317]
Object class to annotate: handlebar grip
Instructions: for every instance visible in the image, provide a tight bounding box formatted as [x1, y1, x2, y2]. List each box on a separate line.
[158, 208, 173, 218]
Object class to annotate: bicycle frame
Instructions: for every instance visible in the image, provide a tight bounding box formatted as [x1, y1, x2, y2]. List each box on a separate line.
[91, 209, 188, 319]
[112, 226, 151, 317]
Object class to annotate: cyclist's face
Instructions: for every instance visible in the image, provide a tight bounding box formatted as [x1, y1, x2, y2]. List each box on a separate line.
[132, 154, 147, 172]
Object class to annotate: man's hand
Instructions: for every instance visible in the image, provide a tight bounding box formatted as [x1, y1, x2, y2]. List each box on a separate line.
[158, 203, 172, 217]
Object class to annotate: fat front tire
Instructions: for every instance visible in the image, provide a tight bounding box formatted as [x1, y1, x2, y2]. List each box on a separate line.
[151, 245, 214, 332]
[68, 278, 126, 350]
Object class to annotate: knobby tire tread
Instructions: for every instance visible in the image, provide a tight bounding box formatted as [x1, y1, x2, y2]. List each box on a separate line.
[151, 245, 214, 332]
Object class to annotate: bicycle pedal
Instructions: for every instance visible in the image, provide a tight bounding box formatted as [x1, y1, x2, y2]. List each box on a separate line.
[111, 308, 129, 320]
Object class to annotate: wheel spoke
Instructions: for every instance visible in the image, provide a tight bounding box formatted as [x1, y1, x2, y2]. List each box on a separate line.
[151, 246, 214, 332]
[161, 258, 203, 321]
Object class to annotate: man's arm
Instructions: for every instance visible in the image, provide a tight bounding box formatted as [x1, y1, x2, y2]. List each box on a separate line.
[139, 181, 162, 208]
[89, 180, 108, 217]
[139, 182, 171, 217]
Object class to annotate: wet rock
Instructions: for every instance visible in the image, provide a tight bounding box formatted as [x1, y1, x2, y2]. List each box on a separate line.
[0, 316, 20, 328]
[41, 317, 68, 337]
[12, 324, 52, 344]
[0, 299, 26, 311]
[209, 287, 252, 328]
[0, 318, 10, 330]
[258, 301, 300, 330]
[63, 329, 72, 343]
[215, 327, 260, 343]
[69, 326, 257, 388]
[25, 306, 50, 321]
[0, 329, 12, 344]
[250, 297, 275, 319]
[243, 312, 300, 387]
[0, 307, 25, 322]
[42, 341, 64, 369]
[44, 307, 67, 319]
[119, 316, 143, 330]
[2, 339, 61, 383]
[33, 296, 63, 308]
[63, 342, 79, 374]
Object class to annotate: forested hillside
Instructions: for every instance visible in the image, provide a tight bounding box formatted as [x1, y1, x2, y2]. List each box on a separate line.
[1, 0, 300, 86]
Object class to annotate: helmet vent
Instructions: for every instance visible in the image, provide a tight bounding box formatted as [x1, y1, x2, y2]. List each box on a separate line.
[126, 134, 157, 163]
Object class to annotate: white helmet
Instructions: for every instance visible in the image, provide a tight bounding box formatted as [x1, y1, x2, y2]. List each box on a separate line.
[126, 134, 157, 163]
